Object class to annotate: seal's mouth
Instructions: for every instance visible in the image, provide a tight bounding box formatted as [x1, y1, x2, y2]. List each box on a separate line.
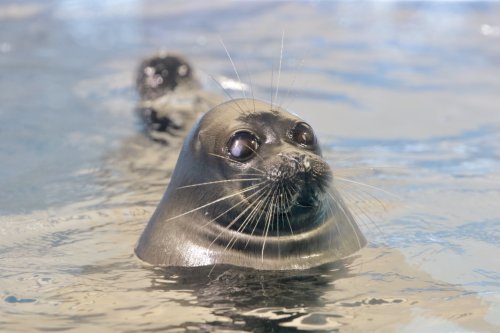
[211, 152, 333, 236]
[274, 187, 324, 220]
[295, 188, 320, 208]
[240, 173, 328, 226]
[242, 152, 331, 211]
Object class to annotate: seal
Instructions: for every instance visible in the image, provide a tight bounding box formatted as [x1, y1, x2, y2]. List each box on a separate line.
[136, 53, 200, 100]
[135, 53, 223, 144]
[135, 98, 366, 270]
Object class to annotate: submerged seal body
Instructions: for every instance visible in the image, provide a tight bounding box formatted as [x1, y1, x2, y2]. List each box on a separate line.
[135, 99, 366, 270]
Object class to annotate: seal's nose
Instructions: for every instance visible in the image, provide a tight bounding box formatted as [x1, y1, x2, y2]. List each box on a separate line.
[302, 155, 311, 172]
[277, 152, 311, 173]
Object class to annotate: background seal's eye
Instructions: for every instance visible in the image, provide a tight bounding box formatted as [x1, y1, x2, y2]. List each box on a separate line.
[291, 122, 316, 147]
[227, 131, 260, 161]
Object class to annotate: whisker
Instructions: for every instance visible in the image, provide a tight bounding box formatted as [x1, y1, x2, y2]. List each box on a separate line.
[270, 62, 275, 110]
[340, 190, 384, 236]
[208, 152, 265, 174]
[200, 184, 267, 229]
[276, 183, 289, 260]
[224, 186, 271, 251]
[335, 176, 401, 200]
[245, 185, 274, 248]
[337, 183, 390, 212]
[334, 165, 406, 179]
[261, 183, 279, 261]
[273, 30, 285, 108]
[280, 58, 304, 111]
[177, 178, 260, 189]
[233, 185, 270, 235]
[242, 143, 265, 162]
[327, 191, 362, 251]
[219, 37, 246, 100]
[335, 165, 405, 172]
[283, 184, 295, 235]
[209, 185, 269, 247]
[209, 74, 248, 115]
[166, 182, 265, 222]
[325, 198, 337, 249]
[244, 63, 256, 113]
[209, 74, 235, 101]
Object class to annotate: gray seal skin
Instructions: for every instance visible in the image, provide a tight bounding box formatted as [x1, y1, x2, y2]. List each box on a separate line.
[135, 99, 366, 270]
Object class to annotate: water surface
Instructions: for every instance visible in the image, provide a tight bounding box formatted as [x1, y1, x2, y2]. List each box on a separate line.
[1, 1, 499, 332]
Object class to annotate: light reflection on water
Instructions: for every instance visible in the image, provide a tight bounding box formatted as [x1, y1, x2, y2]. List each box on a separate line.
[0, 1, 499, 332]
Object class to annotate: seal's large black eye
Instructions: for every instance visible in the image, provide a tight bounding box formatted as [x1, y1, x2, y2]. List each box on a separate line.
[291, 122, 316, 147]
[227, 131, 260, 161]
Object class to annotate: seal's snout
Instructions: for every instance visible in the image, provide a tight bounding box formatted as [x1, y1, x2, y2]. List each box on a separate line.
[263, 152, 332, 209]
[282, 153, 312, 173]
[266, 153, 303, 182]
[269, 152, 331, 186]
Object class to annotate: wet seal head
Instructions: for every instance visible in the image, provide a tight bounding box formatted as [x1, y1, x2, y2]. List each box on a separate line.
[135, 53, 222, 145]
[136, 53, 200, 100]
[135, 99, 366, 270]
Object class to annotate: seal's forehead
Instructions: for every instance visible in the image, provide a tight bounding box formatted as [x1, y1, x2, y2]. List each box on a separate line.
[203, 99, 303, 124]
[238, 109, 302, 124]
[196, 99, 306, 146]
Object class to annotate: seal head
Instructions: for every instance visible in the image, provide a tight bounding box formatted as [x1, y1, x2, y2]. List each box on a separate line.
[136, 53, 200, 100]
[135, 99, 366, 270]
[135, 54, 222, 145]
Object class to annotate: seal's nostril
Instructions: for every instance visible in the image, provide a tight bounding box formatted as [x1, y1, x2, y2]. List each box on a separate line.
[303, 156, 311, 171]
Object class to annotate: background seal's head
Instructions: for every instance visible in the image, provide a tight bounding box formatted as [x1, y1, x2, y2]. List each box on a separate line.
[136, 53, 200, 100]
[135, 99, 366, 270]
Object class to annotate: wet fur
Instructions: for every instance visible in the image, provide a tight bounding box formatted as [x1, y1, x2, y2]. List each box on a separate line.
[135, 99, 366, 270]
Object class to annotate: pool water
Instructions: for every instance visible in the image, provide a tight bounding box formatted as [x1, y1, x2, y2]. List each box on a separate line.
[1, 1, 499, 332]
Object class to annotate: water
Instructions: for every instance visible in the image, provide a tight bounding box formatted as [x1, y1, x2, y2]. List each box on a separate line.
[1, 1, 499, 332]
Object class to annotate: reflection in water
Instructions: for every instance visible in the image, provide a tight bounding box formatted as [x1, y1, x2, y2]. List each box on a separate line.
[149, 258, 362, 332]
[154, 260, 352, 307]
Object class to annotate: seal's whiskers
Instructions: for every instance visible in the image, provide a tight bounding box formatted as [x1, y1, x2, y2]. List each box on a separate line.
[208, 152, 265, 174]
[209, 185, 270, 248]
[272, 30, 285, 109]
[279, 58, 304, 111]
[176, 177, 261, 189]
[243, 63, 257, 114]
[166, 182, 265, 222]
[200, 183, 268, 229]
[242, 143, 265, 162]
[261, 183, 280, 261]
[224, 186, 271, 251]
[338, 189, 384, 235]
[209, 74, 246, 114]
[324, 199, 338, 249]
[219, 37, 246, 101]
[338, 184, 390, 213]
[245, 184, 275, 248]
[335, 176, 401, 200]
[283, 185, 296, 234]
[327, 191, 363, 251]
